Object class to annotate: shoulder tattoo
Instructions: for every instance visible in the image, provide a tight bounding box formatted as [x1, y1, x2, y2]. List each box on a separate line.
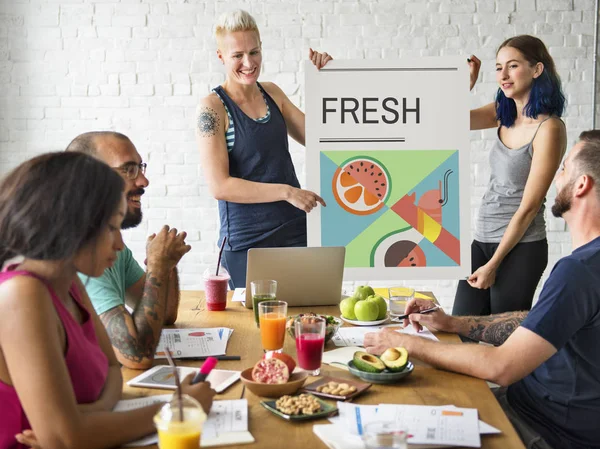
[196, 106, 220, 137]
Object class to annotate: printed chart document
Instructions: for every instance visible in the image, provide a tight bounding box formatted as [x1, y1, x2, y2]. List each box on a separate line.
[113, 395, 171, 447]
[127, 365, 240, 393]
[332, 324, 438, 347]
[378, 404, 481, 447]
[155, 328, 233, 359]
[202, 399, 254, 447]
[314, 403, 496, 448]
[113, 397, 253, 447]
[337, 402, 380, 434]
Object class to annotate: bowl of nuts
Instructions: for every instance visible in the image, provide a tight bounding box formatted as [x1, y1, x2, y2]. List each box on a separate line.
[300, 376, 371, 400]
[260, 393, 338, 421]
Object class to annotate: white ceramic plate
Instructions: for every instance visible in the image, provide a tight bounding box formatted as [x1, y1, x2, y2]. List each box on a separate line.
[339, 315, 389, 326]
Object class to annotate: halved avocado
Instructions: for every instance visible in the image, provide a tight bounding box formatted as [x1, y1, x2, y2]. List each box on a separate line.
[352, 351, 385, 373]
[380, 347, 408, 372]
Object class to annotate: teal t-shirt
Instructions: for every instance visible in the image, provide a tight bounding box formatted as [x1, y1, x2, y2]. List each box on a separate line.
[78, 245, 145, 316]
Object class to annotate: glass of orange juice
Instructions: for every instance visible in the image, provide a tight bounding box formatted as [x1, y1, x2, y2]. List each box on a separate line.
[258, 300, 288, 352]
[153, 395, 206, 449]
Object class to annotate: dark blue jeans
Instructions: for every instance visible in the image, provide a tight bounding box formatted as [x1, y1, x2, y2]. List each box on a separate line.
[494, 388, 554, 449]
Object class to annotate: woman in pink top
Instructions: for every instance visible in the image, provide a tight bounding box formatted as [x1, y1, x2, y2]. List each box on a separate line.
[0, 152, 214, 449]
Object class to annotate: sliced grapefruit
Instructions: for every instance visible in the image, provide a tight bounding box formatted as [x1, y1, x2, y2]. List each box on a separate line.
[332, 157, 391, 215]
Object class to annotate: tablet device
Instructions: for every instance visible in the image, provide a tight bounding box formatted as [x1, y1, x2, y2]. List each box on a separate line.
[127, 365, 240, 393]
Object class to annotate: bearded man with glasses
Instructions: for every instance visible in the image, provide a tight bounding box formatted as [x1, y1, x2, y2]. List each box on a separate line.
[66, 131, 191, 369]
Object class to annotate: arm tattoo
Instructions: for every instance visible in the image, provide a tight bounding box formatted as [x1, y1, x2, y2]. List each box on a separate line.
[165, 268, 180, 325]
[99, 271, 166, 363]
[196, 106, 220, 137]
[464, 311, 528, 346]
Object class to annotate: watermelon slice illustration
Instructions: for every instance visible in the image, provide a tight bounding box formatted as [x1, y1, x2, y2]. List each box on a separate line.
[370, 227, 426, 267]
[332, 156, 391, 215]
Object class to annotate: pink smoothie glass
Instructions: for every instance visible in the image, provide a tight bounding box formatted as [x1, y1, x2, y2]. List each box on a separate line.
[295, 315, 326, 376]
[203, 267, 230, 311]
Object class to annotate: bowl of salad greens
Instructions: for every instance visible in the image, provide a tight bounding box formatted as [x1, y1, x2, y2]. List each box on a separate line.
[286, 313, 342, 344]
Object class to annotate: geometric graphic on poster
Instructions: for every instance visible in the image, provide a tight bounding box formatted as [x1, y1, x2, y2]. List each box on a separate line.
[321, 150, 459, 267]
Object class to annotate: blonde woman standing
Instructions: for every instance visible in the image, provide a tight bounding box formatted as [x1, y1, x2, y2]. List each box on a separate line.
[196, 10, 330, 288]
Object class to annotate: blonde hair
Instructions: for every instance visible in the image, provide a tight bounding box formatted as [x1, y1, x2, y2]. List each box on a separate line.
[215, 10, 260, 46]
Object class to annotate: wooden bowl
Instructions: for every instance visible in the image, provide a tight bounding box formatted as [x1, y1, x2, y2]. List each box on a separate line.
[240, 368, 308, 398]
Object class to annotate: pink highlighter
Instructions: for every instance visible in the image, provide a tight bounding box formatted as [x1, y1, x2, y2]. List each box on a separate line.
[191, 357, 218, 384]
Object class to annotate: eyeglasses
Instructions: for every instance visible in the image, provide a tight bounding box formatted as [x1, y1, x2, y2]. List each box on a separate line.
[114, 162, 147, 180]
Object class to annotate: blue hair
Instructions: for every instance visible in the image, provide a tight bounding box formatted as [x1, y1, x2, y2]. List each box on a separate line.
[494, 35, 566, 128]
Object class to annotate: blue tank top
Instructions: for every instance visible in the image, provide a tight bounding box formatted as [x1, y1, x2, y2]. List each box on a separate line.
[213, 83, 306, 251]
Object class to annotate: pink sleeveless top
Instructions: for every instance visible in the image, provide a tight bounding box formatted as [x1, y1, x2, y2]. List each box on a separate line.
[0, 270, 109, 449]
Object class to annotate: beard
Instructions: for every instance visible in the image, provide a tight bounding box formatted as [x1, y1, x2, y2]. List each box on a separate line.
[551, 180, 574, 218]
[121, 208, 142, 229]
[121, 188, 144, 229]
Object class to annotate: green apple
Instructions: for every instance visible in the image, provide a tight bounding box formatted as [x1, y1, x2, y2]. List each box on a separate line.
[367, 294, 388, 320]
[340, 296, 360, 320]
[354, 285, 375, 301]
[354, 299, 379, 321]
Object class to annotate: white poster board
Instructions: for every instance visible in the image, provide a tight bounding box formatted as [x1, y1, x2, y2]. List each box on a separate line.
[306, 58, 470, 280]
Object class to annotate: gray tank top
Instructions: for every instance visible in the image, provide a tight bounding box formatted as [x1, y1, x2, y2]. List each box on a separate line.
[474, 119, 553, 243]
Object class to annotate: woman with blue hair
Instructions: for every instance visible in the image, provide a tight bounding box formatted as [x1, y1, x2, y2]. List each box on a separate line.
[453, 35, 567, 317]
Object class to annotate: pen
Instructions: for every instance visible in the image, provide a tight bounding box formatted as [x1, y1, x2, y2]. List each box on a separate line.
[394, 305, 441, 321]
[180, 355, 241, 361]
[191, 357, 218, 384]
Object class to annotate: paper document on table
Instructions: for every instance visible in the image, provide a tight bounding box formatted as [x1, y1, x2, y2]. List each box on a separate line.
[332, 324, 438, 347]
[113, 395, 171, 447]
[397, 324, 439, 341]
[322, 346, 364, 370]
[319, 404, 497, 449]
[113, 397, 253, 447]
[332, 325, 393, 347]
[378, 404, 481, 447]
[232, 288, 245, 302]
[442, 405, 500, 435]
[313, 424, 365, 449]
[202, 399, 254, 447]
[315, 424, 454, 449]
[155, 328, 233, 359]
[337, 402, 380, 435]
[478, 420, 501, 435]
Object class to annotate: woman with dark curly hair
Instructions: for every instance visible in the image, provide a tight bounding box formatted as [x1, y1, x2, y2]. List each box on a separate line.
[0, 152, 214, 449]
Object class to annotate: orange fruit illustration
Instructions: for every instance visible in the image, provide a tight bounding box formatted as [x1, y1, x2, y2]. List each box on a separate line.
[332, 157, 391, 215]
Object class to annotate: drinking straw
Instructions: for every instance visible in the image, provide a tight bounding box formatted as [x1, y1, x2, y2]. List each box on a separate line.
[215, 236, 227, 276]
[164, 347, 184, 422]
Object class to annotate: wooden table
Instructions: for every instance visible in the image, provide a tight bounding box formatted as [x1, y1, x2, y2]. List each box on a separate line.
[120, 292, 524, 449]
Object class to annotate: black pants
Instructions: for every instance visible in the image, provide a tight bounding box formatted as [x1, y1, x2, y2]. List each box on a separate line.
[452, 239, 548, 316]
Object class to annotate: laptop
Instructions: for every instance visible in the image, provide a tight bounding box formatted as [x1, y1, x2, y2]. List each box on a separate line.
[244, 247, 346, 308]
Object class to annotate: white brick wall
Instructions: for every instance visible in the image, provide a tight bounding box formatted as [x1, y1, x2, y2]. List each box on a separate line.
[0, 0, 597, 311]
